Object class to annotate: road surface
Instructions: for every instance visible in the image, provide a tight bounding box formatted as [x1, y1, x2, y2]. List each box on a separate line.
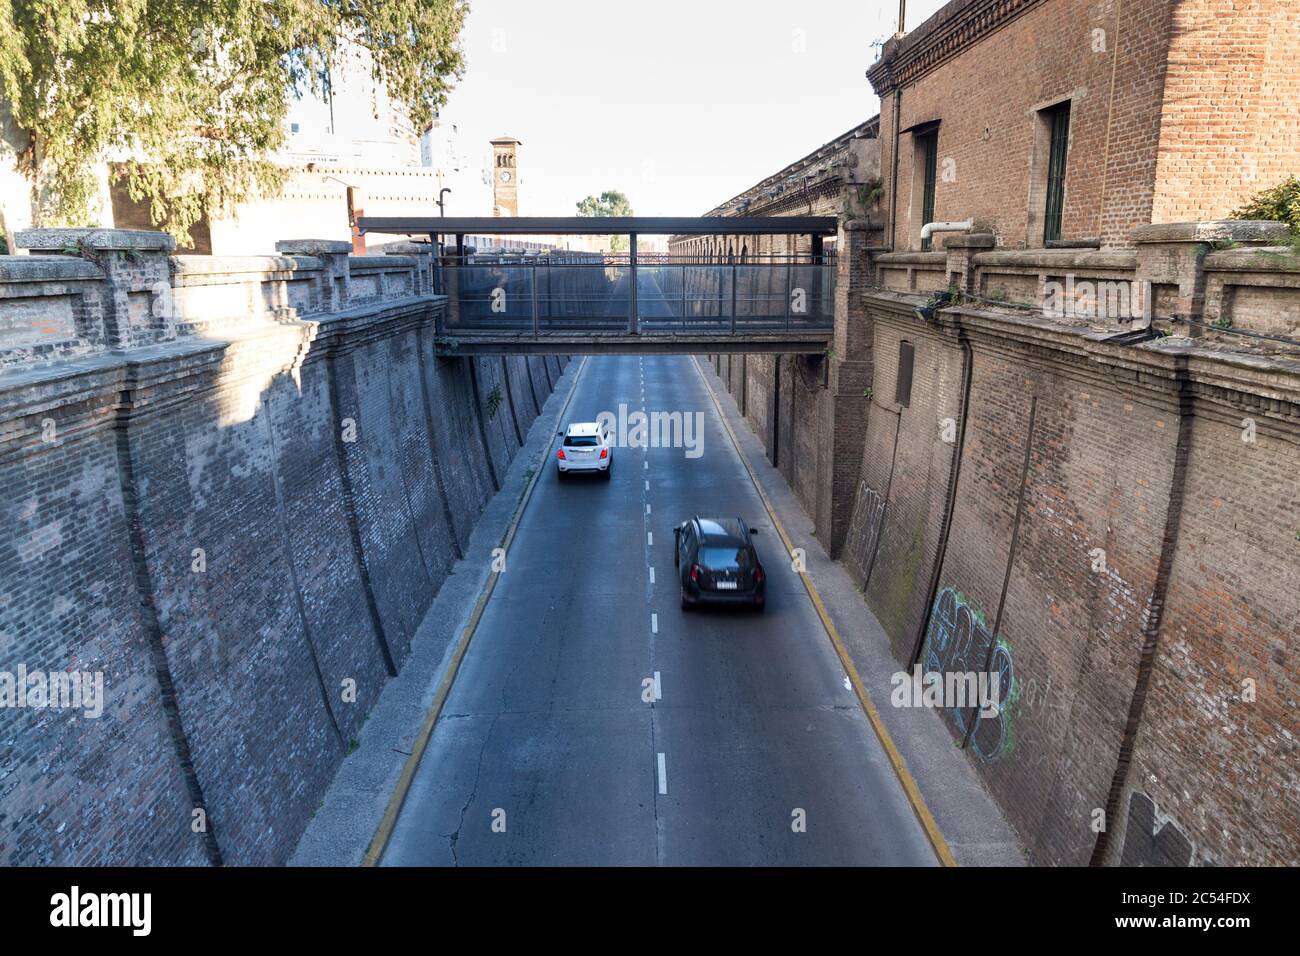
[380, 341, 938, 865]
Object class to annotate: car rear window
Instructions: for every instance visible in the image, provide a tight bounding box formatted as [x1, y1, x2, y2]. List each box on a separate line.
[564, 435, 599, 447]
[700, 546, 751, 570]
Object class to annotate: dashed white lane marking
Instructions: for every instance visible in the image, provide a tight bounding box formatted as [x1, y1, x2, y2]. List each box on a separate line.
[649, 566, 655, 584]
[645, 480, 650, 491]
[645, 503, 651, 515]
[647, 531, 653, 546]
[653, 671, 662, 700]
[651, 613, 658, 634]
[657, 753, 668, 795]
[643, 460, 648, 470]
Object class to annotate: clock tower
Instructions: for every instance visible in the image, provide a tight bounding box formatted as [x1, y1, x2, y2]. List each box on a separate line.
[490, 136, 521, 216]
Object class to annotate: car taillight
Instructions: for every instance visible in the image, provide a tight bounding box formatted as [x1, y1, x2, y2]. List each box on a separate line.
[754, 565, 765, 583]
[690, 564, 700, 583]
[600, 448, 608, 458]
[557, 448, 566, 460]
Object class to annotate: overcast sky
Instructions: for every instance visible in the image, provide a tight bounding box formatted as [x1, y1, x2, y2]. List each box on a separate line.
[437, 0, 951, 219]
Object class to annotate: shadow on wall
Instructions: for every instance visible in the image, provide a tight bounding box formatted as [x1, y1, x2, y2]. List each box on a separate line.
[0, 286, 568, 865]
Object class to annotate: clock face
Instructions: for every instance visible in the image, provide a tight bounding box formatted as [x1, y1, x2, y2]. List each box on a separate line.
[500, 170, 512, 183]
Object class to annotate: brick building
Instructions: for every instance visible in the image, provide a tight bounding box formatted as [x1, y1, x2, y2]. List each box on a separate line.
[869, 0, 1300, 251]
[694, 0, 1300, 866]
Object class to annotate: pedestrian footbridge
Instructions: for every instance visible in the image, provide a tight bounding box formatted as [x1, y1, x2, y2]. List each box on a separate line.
[357, 217, 837, 354]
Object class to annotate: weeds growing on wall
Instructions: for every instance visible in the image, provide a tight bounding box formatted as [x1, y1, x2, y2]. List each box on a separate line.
[1230, 176, 1300, 256]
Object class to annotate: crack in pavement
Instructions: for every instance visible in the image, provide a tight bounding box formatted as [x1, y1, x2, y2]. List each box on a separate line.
[444, 710, 503, 867]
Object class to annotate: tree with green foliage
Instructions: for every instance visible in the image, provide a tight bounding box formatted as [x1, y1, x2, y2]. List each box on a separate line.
[1230, 176, 1300, 240]
[0, 0, 467, 245]
[576, 189, 633, 252]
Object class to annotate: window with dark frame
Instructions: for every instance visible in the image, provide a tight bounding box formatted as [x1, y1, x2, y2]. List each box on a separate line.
[1043, 102, 1071, 243]
[918, 131, 938, 251]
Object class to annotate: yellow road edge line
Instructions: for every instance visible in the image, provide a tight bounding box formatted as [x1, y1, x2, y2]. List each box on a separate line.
[361, 356, 590, 867]
[691, 356, 957, 868]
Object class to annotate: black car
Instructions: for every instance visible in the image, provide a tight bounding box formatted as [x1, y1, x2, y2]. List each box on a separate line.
[674, 517, 766, 611]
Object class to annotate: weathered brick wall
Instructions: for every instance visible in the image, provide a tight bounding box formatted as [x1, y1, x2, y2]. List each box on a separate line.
[843, 290, 1299, 865]
[0, 371, 209, 865]
[869, 0, 1300, 251]
[1112, 376, 1300, 866]
[0, 231, 568, 865]
[844, 298, 963, 652]
[742, 354, 776, 460]
[1152, 0, 1300, 225]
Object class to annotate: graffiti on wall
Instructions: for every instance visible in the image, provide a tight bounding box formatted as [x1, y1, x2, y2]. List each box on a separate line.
[846, 480, 886, 578]
[921, 586, 1018, 761]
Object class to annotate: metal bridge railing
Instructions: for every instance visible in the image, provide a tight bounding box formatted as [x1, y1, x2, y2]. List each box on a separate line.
[437, 261, 835, 336]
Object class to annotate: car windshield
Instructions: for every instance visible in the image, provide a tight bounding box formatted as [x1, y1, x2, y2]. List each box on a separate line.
[700, 546, 750, 570]
[564, 435, 599, 447]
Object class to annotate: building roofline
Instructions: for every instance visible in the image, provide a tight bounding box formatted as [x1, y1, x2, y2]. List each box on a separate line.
[704, 115, 880, 216]
[866, 0, 1049, 94]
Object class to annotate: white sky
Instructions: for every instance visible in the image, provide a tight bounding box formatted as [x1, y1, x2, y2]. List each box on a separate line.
[436, 0, 951, 218]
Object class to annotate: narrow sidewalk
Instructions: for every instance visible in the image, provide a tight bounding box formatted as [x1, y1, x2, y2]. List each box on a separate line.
[695, 357, 1027, 867]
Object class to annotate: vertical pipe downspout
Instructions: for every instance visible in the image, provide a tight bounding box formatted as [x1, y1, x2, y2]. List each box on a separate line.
[910, 322, 974, 665]
[962, 396, 1038, 748]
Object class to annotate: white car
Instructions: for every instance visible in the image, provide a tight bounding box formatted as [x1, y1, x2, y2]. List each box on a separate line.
[557, 421, 613, 480]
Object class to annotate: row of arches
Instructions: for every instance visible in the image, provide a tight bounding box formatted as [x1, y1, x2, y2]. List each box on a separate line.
[670, 233, 818, 263]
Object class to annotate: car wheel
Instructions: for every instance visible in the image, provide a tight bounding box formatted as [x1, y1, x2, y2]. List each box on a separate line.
[602, 461, 612, 480]
[557, 468, 566, 482]
[680, 588, 693, 611]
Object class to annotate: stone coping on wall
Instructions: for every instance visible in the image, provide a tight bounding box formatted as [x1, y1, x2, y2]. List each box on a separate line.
[1, 230, 441, 370]
[863, 287, 1300, 426]
[348, 255, 421, 269]
[274, 238, 353, 256]
[0, 294, 449, 413]
[1132, 220, 1291, 245]
[15, 227, 177, 252]
[873, 250, 948, 266]
[0, 255, 104, 282]
[1203, 246, 1300, 275]
[171, 255, 321, 278]
[969, 248, 1138, 272]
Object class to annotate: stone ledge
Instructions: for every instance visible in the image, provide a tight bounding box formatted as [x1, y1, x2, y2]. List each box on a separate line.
[942, 232, 995, 250]
[0, 256, 103, 282]
[275, 239, 352, 256]
[1132, 220, 1291, 245]
[381, 241, 433, 255]
[971, 248, 1137, 271]
[1203, 247, 1300, 274]
[874, 250, 947, 265]
[171, 255, 311, 276]
[15, 227, 176, 252]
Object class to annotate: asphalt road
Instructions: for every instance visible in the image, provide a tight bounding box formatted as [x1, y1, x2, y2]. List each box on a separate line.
[380, 342, 938, 865]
